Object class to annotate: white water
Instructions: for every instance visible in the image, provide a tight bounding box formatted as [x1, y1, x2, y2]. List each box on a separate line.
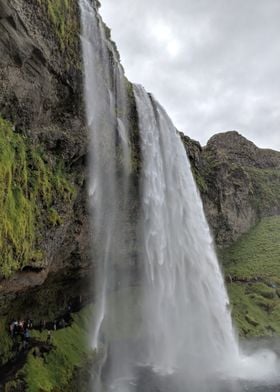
[80, 1, 280, 391]
[133, 85, 280, 388]
[134, 84, 238, 377]
[80, 0, 131, 352]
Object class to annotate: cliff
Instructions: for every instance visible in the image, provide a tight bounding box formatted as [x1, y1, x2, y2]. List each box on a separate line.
[0, 0, 279, 318]
[0, 0, 280, 388]
[0, 0, 91, 302]
[182, 131, 280, 246]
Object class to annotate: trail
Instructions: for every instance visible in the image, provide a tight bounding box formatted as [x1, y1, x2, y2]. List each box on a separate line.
[0, 338, 52, 390]
[0, 300, 85, 390]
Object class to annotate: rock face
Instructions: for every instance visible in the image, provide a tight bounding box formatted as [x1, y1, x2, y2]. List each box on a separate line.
[182, 131, 280, 246]
[0, 1, 280, 389]
[0, 0, 90, 309]
[0, 0, 279, 314]
[0, 0, 138, 321]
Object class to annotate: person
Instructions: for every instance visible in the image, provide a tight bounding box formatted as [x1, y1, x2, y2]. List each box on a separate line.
[47, 330, 52, 344]
[53, 320, 57, 331]
[67, 302, 72, 319]
[27, 319, 33, 329]
[24, 328, 30, 343]
[33, 346, 40, 358]
[9, 321, 15, 337]
[59, 318, 66, 329]
[19, 320, 24, 333]
[14, 320, 19, 336]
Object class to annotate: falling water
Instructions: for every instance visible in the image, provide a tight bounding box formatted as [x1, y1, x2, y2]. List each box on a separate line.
[80, 1, 280, 391]
[134, 85, 239, 387]
[79, 0, 132, 352]
[133, 85, 280, 390]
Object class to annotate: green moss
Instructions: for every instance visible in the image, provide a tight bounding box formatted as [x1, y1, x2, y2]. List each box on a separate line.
[0, 118, 75, 277]
[221, 216, 280, 337]
[222, 216, 280, 281]
[38, 0, 79, 56]
[48, 208, 62, 226]
[23, 306, 93, 392]
[246, 167, 280, 212]
[192, 167, 208, 193]
[228, 283, 280, 337]
[0, 318, 14, 366]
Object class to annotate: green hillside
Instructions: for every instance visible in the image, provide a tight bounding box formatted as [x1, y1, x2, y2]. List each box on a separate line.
[222, 216, 280, 336]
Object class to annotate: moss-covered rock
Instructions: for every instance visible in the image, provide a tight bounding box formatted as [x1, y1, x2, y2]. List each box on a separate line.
[1, 306, 94, 392]
[182, 131, 280, 246]
[0, 318, 13, 366]
[221, 216, 280, 337]
[36, 0, 80, 63]
[0, 118, 75, 277]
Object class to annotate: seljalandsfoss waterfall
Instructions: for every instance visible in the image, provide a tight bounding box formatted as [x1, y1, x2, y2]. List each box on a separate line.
[80, 1, 280, 391]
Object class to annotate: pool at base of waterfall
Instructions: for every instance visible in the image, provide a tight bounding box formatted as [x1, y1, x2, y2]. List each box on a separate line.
[108, 365, 280, 392]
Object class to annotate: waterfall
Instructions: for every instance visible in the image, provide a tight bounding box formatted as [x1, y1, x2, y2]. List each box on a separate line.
[134, 84, 239, 384]
[80, 1, 280, 391]
[80, 1, 139, 390]
[79, 0, 132, 351]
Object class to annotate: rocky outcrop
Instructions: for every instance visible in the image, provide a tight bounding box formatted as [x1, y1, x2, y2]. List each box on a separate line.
[0, 0, 138, 319]
[0, 1, 280, 389]
[0, 0, 279, 316]
[182, 131, 280, 246]
[0, 0, 90, 308]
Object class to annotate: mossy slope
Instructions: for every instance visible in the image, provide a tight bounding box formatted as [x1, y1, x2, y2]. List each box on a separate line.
[221, 216, 280, 336]
[0, 118, 75, 277]
[10, 306, 94, 392]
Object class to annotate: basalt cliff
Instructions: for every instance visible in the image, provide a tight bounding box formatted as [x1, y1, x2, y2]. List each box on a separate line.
[0, 0, 279, 390]
[183, 131, 280, 246]
[0, 0, 280, 319]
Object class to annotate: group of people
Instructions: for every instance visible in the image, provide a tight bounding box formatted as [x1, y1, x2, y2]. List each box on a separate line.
[8, 315, 70, 353]
[7, 301, 79, 355]
[38, 318, 68, 333]
[9, 320, 32, 351]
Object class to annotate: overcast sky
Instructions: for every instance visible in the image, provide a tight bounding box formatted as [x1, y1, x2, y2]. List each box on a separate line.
[100, 0, 280, 150]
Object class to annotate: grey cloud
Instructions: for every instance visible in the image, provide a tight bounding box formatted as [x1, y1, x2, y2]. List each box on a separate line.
[100, 0, 280, 150]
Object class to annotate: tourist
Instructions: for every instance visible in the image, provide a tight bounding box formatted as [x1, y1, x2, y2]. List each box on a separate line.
[9, 321, 15, 337]
[47, 330, 52, 344]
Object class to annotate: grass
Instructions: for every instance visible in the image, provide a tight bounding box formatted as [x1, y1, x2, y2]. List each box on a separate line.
[18, 288, 142, 391]
[2, 286, 143, 390]
[0, 118, 75, 277]
[22, 306, 94, 392]
[221, 216, 280, 336]
[0, 318, 14, 366]
[222, 216, 280, 282]
[246, 167, 280, 212]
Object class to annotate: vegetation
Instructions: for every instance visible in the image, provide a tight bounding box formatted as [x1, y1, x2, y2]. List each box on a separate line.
[0, 318, 14, 366]
[37, 0, 79, 56]
[22, 306, 93, 392]
[192, 167, 208, 193]
[245, 167, 280, 212]
[221, 216, 280, 336]
[0, 118, 75, 277]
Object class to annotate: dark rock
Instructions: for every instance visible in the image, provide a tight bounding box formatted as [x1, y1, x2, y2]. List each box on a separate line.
[0, 0, 89, 306]
[182, 131, 280, 246]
